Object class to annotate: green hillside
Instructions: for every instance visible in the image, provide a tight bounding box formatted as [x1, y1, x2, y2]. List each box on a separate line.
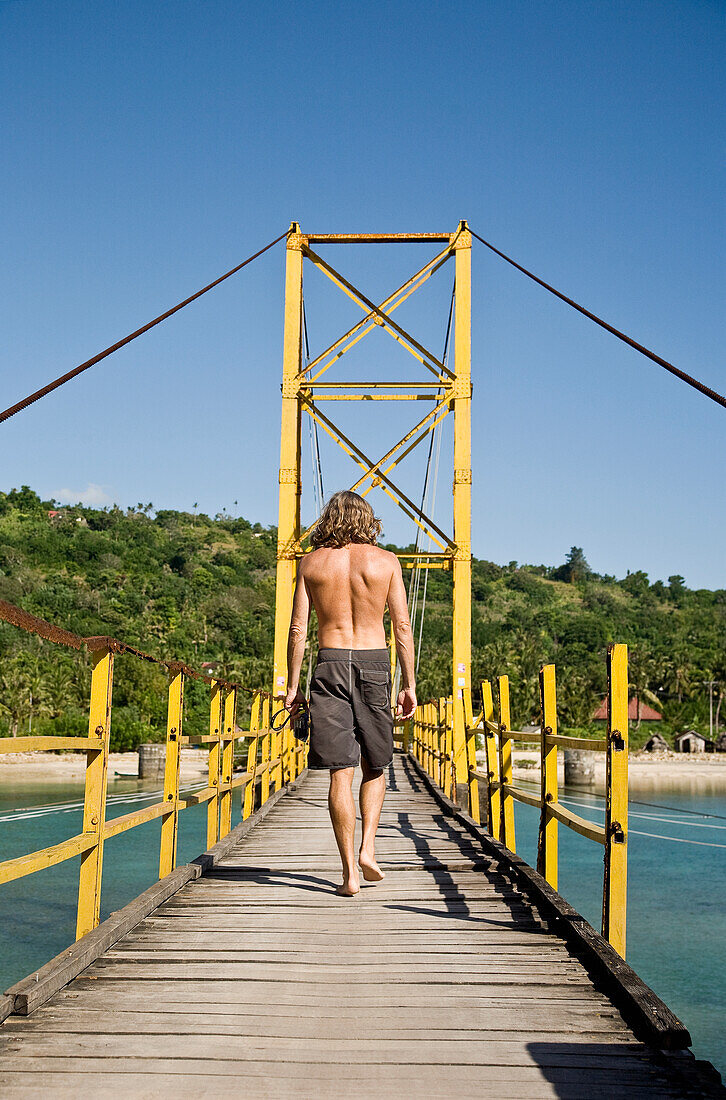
[1, 487, 723, 750]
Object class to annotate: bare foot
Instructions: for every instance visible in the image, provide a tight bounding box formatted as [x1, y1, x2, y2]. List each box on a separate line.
[359, 849, 385, 882]
[335, 875, 360, 896]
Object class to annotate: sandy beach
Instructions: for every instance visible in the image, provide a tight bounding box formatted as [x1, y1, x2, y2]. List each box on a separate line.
[0, 749, 209, 783]
[467, 747, 726, 793]
[0, 746, 725, 790]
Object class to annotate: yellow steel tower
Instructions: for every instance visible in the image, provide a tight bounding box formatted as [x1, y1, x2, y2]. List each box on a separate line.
[272, 223, 472, 800]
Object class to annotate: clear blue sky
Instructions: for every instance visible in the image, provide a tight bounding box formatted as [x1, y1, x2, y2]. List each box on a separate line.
[1, 0, 724, 587]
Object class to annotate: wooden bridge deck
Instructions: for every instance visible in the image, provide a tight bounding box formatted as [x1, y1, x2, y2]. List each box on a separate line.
[0, 755, 714, 1098]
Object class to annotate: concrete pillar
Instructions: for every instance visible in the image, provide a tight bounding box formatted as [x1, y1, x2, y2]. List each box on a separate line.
[564, 749, 596, 787]
[138, 743, 166, 780]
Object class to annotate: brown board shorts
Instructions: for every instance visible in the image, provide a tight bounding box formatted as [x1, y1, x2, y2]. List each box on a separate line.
[308, 648, 394, 771]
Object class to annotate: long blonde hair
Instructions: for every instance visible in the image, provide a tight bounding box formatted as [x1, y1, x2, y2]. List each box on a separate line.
[310, 491, 382, 549]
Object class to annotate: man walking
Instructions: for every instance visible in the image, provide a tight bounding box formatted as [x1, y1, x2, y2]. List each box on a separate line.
[285, 491, 417, 896]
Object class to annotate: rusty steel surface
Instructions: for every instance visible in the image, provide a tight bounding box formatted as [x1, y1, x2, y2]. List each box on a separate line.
[469, 226, 726, 412]
[0, 599, 85, 650]
[0, 600, 265, 697]
[0, 230, 290, 426]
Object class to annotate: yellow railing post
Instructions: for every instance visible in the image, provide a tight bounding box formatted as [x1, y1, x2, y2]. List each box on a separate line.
[402, 716, 411, 755]
[206, 680, 223, 849]
[260, 695, 271, 805]
[440, 696, 451, 797]
[498, 675, 516, 851]
[463, 687, 480, 823]
[432, 704, 438, 781]
[424, 704, 431, 776]
[481, 680, 500, 840]
[159, 667, 184, 879]
[415, 705, 422, 764]
[76, 645, 114, 940]
[243, 693, 262, 819]
[270, 695, 282, 795]
[283, 721, 292, 785]
[219, 686, 236, 839]
[603, 643, 629, 956]
[537, 664, 558, 889]
[446, 697, 455, 800]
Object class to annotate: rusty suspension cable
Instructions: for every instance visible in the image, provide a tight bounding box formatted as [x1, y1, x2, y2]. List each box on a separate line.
[0, 597, 266, 698]
[0, 229, 290, 425]
[469, 227, 726, 412]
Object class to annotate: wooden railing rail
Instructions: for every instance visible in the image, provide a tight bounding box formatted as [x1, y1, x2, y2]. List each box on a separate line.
[0, 599, 307, 941]
[409, 643, 629, 957]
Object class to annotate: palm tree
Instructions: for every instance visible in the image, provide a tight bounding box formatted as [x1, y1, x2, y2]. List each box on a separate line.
[628, 647, 659, 729]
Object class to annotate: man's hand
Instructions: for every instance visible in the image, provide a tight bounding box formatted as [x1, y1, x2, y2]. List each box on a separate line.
[285, 686, 305, 716]
[396, 687, 417, 720]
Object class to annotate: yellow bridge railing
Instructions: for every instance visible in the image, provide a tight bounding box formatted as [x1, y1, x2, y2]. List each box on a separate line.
[0, 598, 306, 941]
[408, 642, 629, 957]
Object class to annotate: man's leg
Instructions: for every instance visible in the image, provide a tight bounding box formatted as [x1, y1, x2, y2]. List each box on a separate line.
[359, 756, 386, 882]
[328, 767, 359, 896]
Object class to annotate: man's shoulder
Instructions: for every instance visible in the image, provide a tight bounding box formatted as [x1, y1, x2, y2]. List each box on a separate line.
[299, 548, 325, 572]
[358, 544, 398, 570]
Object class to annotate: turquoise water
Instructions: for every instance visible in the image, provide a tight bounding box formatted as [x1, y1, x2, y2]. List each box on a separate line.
[510, 777, 726, 1078]
[0, 773, 724, 1079]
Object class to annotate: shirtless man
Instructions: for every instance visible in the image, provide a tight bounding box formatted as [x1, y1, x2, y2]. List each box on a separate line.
[285, 490, 417, 896]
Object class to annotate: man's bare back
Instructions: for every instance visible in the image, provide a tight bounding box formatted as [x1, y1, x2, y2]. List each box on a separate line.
[299, 543, 397, 650]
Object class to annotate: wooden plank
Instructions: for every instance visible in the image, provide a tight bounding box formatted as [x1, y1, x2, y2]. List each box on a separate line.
[3, 774, 305, 1018]
[0, 995, 14, 1024]
[4, 864, 201, 1015]
[406, 753, 694, 1051]
[0, 1030, 680, 1065]
[0, 1062, 688, 1096]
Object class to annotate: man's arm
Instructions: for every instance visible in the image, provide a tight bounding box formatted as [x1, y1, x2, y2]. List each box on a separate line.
[285, 565, 310, 714]
[386, 556, 417, 720]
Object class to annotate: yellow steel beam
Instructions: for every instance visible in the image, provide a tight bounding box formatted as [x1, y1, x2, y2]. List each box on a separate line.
[0, 736, 104, 753]
[306, 233, 454, 243]
[537, 664, 559, 890]
[206, 680, 223, 848]
[158, 668, 184, 879]
[309, 394, 438, 401]
[452, 225, 472, 792]
[0, 833, 96, 886]
[76, 646, 113, 939]
[300, 400, 451, 550]
[349, 396, 453, 494]
[481, 680, 501, 840]
[304, 245, 454, 379]
[272, 228, 304, 708]
[498, 675, 516, 851]
[219, 687, 236, 838]
[103, 800, 169, 840]
[302, 242, 454, 382]
[307, 382, 449, 387]
[603, 642, 628, 957]
[243, 694, 262, 820]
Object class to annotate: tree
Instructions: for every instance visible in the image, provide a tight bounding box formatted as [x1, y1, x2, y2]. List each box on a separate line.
[628, 646, 660, 729]
[554, 547, 590, 584]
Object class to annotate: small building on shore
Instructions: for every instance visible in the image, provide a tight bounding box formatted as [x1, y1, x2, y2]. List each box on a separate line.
[674, 729, 708, 753]
[643, 731, 669, 752]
